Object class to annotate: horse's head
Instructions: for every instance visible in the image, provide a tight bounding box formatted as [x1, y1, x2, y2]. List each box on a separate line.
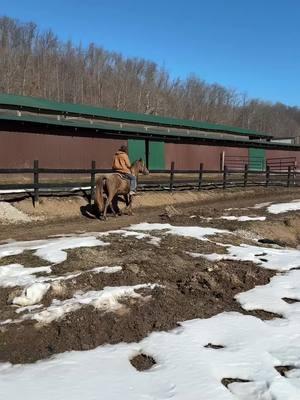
[137, 158, 149, 175]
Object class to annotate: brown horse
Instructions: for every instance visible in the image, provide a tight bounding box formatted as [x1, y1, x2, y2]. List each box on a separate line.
[94, 159, 149, 219]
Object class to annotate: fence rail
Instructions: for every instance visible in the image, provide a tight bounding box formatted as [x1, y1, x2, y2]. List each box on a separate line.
[0, 160, 299, 205]
[266, 157, 297, 171]
[225, 155, 296, 172]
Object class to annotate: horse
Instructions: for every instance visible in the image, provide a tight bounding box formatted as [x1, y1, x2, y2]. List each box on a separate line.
[94, 159, 149, 220]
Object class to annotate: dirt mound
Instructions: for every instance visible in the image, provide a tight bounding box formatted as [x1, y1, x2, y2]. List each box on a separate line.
[0, 201, 33, 224]
[130, 353, 157, 371]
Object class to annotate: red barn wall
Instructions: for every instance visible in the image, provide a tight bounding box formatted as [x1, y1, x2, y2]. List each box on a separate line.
[266, 149, 300, 168]
[0, 131, 126, 168]
[165, 143, 248, 170]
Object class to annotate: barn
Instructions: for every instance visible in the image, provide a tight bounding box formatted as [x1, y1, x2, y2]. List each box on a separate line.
[1, 93, 300, 171]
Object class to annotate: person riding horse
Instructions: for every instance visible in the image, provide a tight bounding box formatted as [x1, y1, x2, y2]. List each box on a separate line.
[112, 145, 137, 195]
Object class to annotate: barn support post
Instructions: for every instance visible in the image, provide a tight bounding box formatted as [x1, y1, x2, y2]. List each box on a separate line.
[223, 165, 227, 189]
[265, 165, 270, 187]
[198, 163, 203, 191]
[287, 166, 291, 187]
[244, 164, 248, 187]
[170, 161, 175, 192]
[33, 160, 39, 206]
[90, 160, 96, 203]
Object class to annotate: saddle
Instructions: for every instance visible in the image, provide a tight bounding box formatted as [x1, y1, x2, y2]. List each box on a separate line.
[113, 172, 130, 182]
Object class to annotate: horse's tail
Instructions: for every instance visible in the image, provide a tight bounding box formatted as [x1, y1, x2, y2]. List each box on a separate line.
[94, 176, 106, 215]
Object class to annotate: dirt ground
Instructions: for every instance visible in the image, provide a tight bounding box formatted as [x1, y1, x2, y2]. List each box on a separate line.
[1, 187, 300, 364]
[2, 186, 300, 241]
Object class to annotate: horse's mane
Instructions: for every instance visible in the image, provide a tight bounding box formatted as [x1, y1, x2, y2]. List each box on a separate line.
[132, 158, 143, 165]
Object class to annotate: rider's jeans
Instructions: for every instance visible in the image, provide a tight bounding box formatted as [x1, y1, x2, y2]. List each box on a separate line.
[122, 173, 137, 192]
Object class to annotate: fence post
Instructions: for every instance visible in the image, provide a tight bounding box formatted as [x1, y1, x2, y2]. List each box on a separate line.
[223, 165, 227, 189]
[244, 164, 248, 187]
[90, 160, 96, 203]
[198, 163, 203, 191]
[33, 160, 39, 206]
[287, 165, 291, 187]
[265, 165, 270, 187]
[170, 161, 175, 192]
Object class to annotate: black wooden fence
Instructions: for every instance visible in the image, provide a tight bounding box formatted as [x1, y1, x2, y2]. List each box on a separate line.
[0, 160, 299, 205]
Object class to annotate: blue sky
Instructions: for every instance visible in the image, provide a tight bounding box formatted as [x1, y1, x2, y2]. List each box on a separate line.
[2, 0, 300, 106]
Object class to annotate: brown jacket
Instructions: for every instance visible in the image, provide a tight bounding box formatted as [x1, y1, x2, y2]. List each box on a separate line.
[112, 151, 131, 174]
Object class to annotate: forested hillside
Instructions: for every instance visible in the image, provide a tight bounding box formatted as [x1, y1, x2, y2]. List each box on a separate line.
[1, 16, 299, 137]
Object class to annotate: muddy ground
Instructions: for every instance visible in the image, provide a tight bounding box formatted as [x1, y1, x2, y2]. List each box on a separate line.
[1, 187, 300, 364]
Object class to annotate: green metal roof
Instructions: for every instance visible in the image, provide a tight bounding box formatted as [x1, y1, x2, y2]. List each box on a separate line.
[0, 112, 298, 151]
[0, 93, 272, 139]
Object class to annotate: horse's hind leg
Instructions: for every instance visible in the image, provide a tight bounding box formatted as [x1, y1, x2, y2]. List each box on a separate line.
[103, 193, 117, 219]
[103, 197, 110, 220]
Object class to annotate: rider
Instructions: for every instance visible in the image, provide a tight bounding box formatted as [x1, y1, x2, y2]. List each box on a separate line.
[112, 145, 137, 195]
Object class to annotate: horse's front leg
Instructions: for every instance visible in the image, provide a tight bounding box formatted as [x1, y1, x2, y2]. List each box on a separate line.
[127, 195, 134, 215]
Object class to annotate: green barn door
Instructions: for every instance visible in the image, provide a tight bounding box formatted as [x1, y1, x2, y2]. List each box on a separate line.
[128, 139, 165, 170]
[128, 139, 146, 163]
[248, 148, 266, 171]
[148, 141, 165, 170]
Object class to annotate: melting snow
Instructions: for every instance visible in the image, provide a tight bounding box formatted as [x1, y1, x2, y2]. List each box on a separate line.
[2, 222, 300, 398]
[100, 229, 161, 246]
[18, 284, 157, 324]
[190, 243, 300, 271]
[221, 216, 266, 221]
[0, 235, 107, 263]
[129, 223, 228, 240]
[91, 266, 122, 274]
[0, 264, 51, 287]
[237, 269, 300, 318]
[12, 282, 51, 306]
[2, 311, 300, 399]
[253, 202, 272, 209]
[268, 200, 300, 214]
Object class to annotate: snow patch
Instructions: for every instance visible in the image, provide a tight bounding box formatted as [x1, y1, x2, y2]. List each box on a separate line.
[21, 284, 158, 324]
[12, 283, 51, 306]
[0, 264, 51, 287]
[100, 229, 161, 246]
[221, 216, 266, 221]
[91, 266, 122, 274]
[128, 223, 228, 240]
[253, 202, 272, 209]
[236, 269, 300, 318]
[268, 200, 300, 214]
[188, 243, 300, 271]
[0, 235, 108, 263]
[2, 312, 300, 399]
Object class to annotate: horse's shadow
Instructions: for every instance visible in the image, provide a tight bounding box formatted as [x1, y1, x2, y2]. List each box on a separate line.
[80, 203, 99, 219]
[81, 195, 125, 219]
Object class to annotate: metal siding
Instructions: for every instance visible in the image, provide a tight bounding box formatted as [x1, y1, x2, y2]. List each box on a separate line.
[0, 131, 126, 168]
[165, 143, 248, 170]
[266, 149, 300, 167]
